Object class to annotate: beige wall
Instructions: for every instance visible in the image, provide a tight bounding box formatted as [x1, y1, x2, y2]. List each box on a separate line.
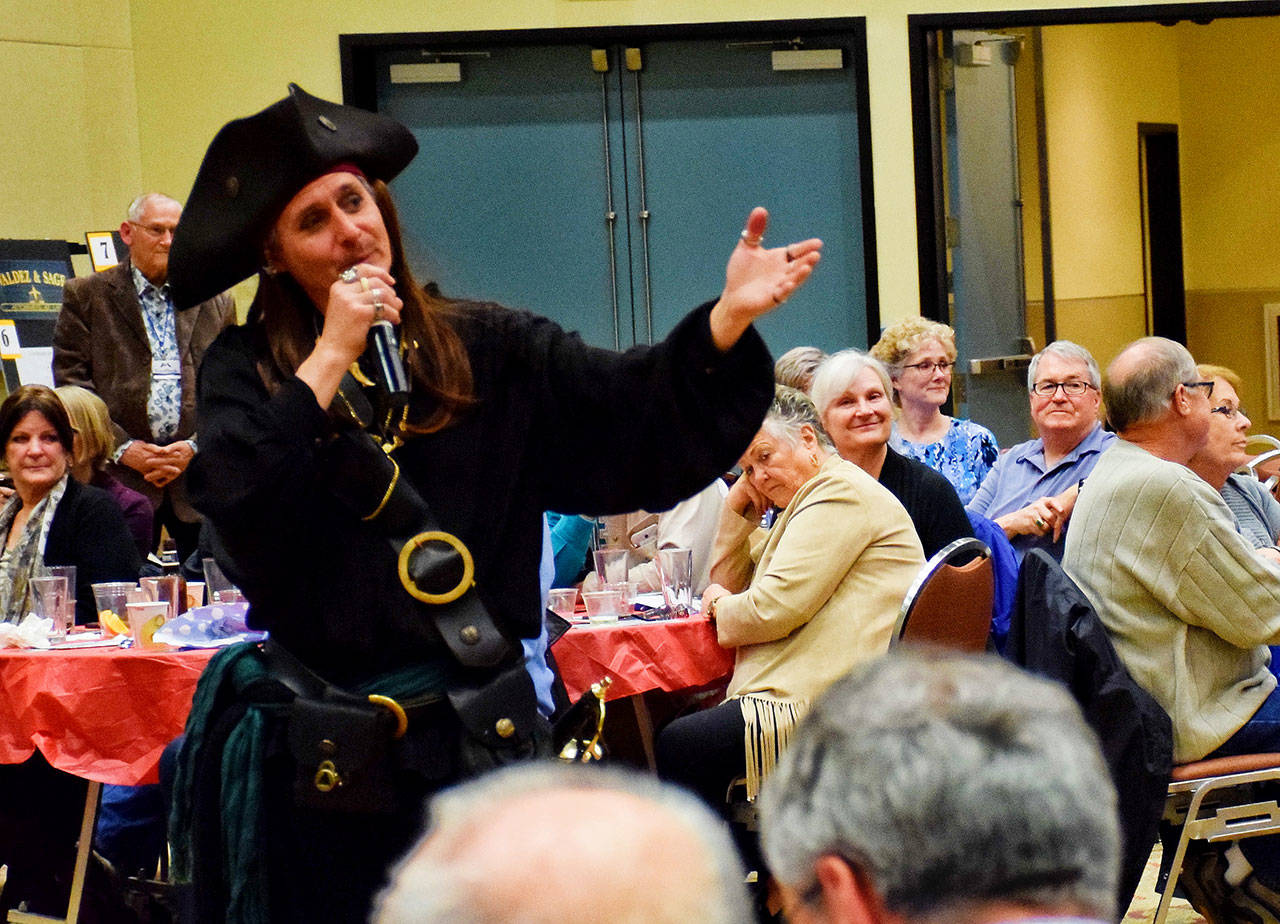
[2, 0, 1241, 310]
[1, 0, 141, 242]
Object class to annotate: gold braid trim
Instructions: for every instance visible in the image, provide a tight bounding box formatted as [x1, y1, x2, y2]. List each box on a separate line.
[739, 694, 807, 801]
[362, 457, 400, 521]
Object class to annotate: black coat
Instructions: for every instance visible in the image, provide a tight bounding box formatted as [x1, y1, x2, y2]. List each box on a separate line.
[1005, 548, 1173, 914]
[188, 299, 773, 684]
[43, 477, 142, 624]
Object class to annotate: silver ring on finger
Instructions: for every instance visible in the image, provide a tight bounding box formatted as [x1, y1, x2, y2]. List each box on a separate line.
[740, 229, 763, 247]
[1034, 517, 1046, 529]
[373, 302, 384, 320]
[339, 267, 360, 284]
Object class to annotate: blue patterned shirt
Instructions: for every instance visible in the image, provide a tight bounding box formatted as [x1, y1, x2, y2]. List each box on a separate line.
[889, 417, 998, 505]
[131, 265, 181, 441]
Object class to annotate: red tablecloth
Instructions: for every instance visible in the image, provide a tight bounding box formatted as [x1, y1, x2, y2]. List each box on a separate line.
[0, 645, 215, 785]
[553, 615, 733, 701]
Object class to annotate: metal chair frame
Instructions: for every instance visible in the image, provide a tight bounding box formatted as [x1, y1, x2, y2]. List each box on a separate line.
[892, 536, 993, 650]
[1154, 753, 1280, 924]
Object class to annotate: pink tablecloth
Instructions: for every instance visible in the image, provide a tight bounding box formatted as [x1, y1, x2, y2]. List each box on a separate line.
[553, 615, 733, 701]
[0, 645, 215, 785]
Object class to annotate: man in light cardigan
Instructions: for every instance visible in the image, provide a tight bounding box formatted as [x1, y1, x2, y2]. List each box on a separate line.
[1065, 335, 1280, 917]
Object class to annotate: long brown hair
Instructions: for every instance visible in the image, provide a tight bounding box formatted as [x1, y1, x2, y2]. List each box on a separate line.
[253, 179, 473, 433]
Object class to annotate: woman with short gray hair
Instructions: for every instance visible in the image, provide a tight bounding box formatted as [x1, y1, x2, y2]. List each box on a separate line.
[656, 386, 923, 869]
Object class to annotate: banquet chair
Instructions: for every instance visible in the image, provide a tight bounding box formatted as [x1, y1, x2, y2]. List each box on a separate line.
[1244, 445, 1280, 496]
[892, 536, 993, 652]
[1155, 753, 1280, 924]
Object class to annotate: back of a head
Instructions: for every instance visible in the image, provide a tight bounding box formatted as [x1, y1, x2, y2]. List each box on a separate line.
[1103, 336, 1196, 432]
[775, 346, 828, 392]
[373, 763, 751, 924]
[54, 385, 114, 470]
[760, 648, 1120, 922]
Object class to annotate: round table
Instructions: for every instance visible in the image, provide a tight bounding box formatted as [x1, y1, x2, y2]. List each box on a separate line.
[0, 645, 215, 786]
[553, 614, 733, 701]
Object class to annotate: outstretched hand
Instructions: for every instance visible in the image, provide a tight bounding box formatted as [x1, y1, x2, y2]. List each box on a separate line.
[709, 207, 823, 351]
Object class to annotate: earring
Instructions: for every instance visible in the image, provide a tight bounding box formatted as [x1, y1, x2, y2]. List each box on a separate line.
[810, 453, 819, 466]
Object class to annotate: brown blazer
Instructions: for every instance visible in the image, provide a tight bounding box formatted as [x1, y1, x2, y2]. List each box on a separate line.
[53, 258, 235, 522]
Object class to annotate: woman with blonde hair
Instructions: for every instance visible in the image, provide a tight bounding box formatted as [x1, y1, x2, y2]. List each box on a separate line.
[55, 385, 153, 556]
[872, 317, 998, 503]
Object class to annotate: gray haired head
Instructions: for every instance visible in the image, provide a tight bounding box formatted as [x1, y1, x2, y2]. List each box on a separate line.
[775, 346, 829, 392]
[126, 193, 180, 223]
[1027, 340, 1101, 392]
[1103, 336, 1197, 432]
[763, 384, 835, 451]
[373, 762, 752, 924]
[809, 349, 895, 419]
[760, 649, 1119, 922]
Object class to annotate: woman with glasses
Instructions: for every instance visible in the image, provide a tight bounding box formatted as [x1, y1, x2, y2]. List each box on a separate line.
[966, 341, 1113, 561]
[1188, 364, 1280, 552]
[871, 317, 998, 503]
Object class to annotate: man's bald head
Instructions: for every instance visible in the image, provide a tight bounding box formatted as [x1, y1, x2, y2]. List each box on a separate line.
[1104, 337, 1198, 433]
[373, 764, 751, 924]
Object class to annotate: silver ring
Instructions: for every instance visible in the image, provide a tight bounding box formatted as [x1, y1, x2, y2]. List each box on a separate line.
[740, 229, 763, 247]
[373, 302, 384, 320]
[339, 267, 359, 284]
[1034, 517, 1046, 529]
[371, 287, 382, 303]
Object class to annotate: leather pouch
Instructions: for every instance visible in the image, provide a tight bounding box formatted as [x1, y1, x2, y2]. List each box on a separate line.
[287, 696, 398, 815]
[447, 665, 551, 774]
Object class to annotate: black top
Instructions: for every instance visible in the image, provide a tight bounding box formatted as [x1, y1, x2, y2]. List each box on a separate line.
[877, 447, 972, 558]
[188, 299, 773, 683]
[43, 477, 143, 624]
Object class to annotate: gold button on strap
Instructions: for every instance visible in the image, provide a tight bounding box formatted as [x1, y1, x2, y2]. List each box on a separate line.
[368, 694, 409, 739]
[495, 718, 516, 739]
[398, 530, 475, 604]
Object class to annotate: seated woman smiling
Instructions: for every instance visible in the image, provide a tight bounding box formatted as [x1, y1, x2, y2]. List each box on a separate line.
[656, 387, 923, 814]
[810, 348, 972, 558]
[0, 385, 140, 625]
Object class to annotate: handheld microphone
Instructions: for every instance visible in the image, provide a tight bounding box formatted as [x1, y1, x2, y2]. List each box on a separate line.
[368, 320, 410, 399]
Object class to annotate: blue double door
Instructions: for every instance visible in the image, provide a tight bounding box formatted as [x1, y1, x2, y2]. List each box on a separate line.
[375, 28, 874, 354]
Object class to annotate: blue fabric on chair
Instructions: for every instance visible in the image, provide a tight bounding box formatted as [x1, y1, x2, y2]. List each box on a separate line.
[966, 512, 1018, 652]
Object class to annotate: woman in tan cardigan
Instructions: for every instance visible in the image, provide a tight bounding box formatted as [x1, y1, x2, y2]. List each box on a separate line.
[656, 387, 923, 824]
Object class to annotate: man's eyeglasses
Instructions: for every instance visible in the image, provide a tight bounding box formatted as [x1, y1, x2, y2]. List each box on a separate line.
[1211, 404, 1247, 420]
[901, 360, 954, 374]
[1180, 381, 1215, 399]
[1031, 380, 1095, 398]
[129, 222, 176, 239]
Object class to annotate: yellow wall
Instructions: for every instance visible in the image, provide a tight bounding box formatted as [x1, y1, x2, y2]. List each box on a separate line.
[1, 0, 141, 243]
[1041, 22, 1182, 301]
[3, 0, 1242, 312]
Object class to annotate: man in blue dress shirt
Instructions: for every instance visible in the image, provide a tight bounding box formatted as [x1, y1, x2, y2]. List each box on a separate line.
[967, 341, 1114, 561]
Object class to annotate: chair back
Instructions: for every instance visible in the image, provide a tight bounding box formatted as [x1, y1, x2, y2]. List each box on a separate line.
[1243, 446, 1280, 496]
[892, 537, 993, 651]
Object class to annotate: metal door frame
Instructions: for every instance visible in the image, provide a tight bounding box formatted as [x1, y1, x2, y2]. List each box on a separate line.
[908, 0, 1280, 328]
[340, 18, 882, 347]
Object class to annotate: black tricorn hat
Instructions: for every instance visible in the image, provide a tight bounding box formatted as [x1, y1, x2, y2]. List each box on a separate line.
[168, 83, 418, 309]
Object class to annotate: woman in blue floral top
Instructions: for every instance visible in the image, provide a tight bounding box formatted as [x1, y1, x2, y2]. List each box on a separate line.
[872, 317, 998, 504]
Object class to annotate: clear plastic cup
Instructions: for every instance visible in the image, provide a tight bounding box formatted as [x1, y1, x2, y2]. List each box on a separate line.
[583, 588, 625, 625]
[92, 582, 138, 634]
[547, 588, 578, 620]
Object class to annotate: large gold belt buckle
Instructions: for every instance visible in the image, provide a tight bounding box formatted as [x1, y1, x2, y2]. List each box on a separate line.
[397, 530, 475, 605]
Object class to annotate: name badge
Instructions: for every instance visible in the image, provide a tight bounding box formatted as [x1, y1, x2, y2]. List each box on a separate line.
[152, 358, 181, 379]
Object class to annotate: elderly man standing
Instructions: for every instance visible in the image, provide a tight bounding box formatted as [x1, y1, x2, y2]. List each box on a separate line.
[967, 340, 1113, 561]
[1065, 336, 1280, 917]
[54, 193, 234, 562]
[760, 649, 1121, 924]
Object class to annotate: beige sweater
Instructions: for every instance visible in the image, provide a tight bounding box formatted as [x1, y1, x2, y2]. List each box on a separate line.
[1064, 439, 1280, 762]
[712, 455, 924, 704]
